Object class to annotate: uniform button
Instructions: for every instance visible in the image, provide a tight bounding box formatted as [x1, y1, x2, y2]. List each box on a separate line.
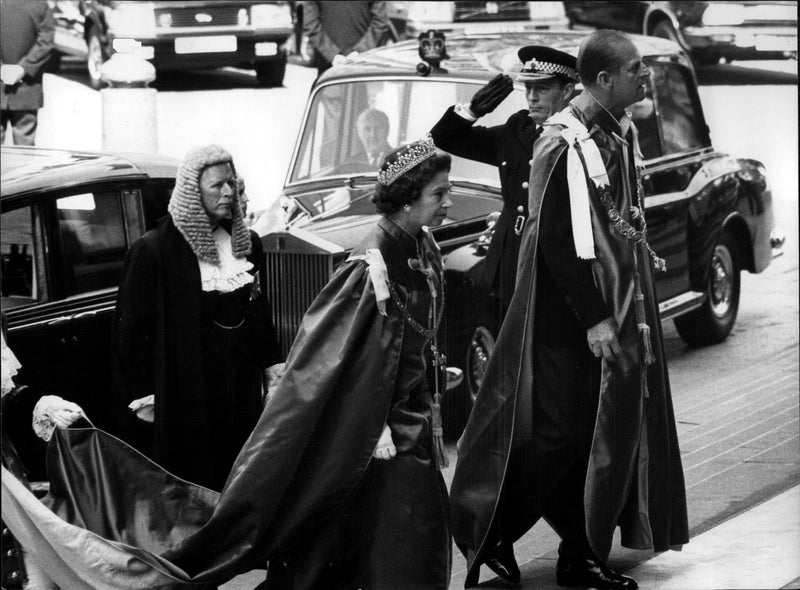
[521, 181, 529, 189]
[528, 159, 533, 165]
[517, 206, 524, 213]
[10, 570, 21, 581]
[501, 161, 507, 166]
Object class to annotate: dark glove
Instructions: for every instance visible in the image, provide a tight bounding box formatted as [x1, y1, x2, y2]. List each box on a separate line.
[469, 74, 514, 117]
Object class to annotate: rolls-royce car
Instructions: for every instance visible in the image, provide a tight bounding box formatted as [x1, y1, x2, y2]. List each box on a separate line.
[1, 146, 177, 477]
[262, 30, 783, 430]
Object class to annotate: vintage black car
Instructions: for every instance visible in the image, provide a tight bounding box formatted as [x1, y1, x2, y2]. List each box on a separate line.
[262, 30, 783, 430]
[49, 0, 294, 88]
[1, 146, 176, 477]
[563, 1, 798, 65]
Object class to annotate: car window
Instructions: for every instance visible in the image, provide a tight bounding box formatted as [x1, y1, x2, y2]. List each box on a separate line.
[56, 191, 128, 296]
[1, 206, 42, 307]
[290, 79, 528, 189]
[630, 79, 662, 160]
[650, 63, 706, 156]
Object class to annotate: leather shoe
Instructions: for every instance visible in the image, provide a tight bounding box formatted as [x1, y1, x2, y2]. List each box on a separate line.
[556, 555, 638, 589]
[484, 541, 521, 584]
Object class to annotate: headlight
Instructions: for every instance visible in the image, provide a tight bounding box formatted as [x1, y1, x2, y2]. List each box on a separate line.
[406, 1, 455, 24]
[106, 3, 156, 38]
[251, 3, 292, 29]
[702, 4, 745, 26]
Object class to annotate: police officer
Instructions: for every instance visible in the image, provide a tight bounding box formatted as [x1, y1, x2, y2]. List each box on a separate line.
[430, 46, 578, 312]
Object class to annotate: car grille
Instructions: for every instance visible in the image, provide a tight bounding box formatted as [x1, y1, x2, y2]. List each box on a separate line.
[154, 5, 243, 29]
[453, 1, 529, 22]
[264, 250, 336, 356]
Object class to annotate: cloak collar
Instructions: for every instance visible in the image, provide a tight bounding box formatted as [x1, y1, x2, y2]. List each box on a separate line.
[379, 215, 422, 260]
[570, 91, 631, 139]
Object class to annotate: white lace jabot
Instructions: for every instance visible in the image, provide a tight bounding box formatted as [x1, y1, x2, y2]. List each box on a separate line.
[198, 227, 254, 293]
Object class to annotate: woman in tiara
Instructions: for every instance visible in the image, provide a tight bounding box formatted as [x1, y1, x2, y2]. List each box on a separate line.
[247, 134, 455, 590]
[10, 137, 454, 590]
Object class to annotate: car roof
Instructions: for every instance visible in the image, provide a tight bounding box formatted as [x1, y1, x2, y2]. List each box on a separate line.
[318, 30, 684, 84]
[1, 146, 178, 200]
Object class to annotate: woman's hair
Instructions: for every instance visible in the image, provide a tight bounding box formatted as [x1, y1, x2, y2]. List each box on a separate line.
[372, 147, 451, 215]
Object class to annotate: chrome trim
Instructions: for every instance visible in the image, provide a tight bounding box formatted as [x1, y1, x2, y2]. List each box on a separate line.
[658, 290, 705, 319]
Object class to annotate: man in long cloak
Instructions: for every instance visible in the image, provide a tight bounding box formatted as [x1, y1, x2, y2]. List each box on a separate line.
[450, 30, 689, 589]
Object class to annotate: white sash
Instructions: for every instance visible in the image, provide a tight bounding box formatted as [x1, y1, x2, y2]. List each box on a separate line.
[543, 109, 612, 260]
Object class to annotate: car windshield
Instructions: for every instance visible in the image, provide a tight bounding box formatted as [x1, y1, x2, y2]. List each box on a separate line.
[288, 78, 529, 188]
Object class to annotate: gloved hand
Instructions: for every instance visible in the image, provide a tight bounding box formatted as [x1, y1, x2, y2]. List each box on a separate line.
[469, 73, 514, 117]
[372, 424, 396, 460]
[32, 395, 85, 441]
[128, 394, 155, 423]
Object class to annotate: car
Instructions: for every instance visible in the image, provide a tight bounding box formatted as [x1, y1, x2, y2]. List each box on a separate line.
[563, 1, 798, 65]
[1, 146, 177, 478]
[261, 29, 783, 431]
[404, 1, 568, 36]
[48, 0, 293, 88]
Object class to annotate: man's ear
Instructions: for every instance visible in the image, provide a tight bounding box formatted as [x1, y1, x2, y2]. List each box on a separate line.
[596, 71, 612, 89]
[563, 81, 576, 99]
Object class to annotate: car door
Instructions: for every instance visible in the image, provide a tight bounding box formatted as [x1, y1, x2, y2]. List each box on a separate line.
[2, 183, 167, 477]
[633, 59, 711, 307]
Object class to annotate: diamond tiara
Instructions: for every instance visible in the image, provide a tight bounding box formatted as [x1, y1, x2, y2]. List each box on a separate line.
[377, 135, 437, 186]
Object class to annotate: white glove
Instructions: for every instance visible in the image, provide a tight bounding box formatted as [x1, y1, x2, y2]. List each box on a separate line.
[0, 64, 25, 85]
[128, 395, 155, 423]
[372, 424, 396, 460]
[331, 53, 348, 66]
[32, 395, 85, 441]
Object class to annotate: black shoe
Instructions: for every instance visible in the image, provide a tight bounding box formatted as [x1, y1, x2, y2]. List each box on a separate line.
[556, 555, 638, 589]
[484, 541, 521, 584]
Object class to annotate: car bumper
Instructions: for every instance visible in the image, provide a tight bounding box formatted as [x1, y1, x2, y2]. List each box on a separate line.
[682, 25, 797, 60]
[408, 18, 569, 37]
[118, 29, 292, 69]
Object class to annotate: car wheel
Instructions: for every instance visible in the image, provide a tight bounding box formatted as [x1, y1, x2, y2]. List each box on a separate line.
[674, 229, 741, 345]
[87, 28, 108, 89]
[466, 326, 495, 403]
[255, 54, 287, 87]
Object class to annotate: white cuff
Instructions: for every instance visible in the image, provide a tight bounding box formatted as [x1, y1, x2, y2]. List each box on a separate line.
[454, 103, 479, 122]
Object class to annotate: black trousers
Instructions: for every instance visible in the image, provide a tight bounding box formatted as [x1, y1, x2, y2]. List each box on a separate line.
[495, 343, 601, 558]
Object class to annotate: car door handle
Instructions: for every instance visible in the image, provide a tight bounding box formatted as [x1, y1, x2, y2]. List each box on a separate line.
[73, 310, 99, 320]
[47, 315, 74, 326]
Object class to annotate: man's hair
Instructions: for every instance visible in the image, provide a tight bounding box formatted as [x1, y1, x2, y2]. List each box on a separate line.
[577, 30, 635, 86]
[357, 108, 390, 130]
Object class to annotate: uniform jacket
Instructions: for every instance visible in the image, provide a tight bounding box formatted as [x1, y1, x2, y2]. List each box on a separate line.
[450, 94, 689, 579]
[430, 106, 539, 305]
[0, 0, 54, 111]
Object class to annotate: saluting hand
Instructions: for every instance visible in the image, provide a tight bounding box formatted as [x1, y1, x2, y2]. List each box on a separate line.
[469, 74, 514, 117]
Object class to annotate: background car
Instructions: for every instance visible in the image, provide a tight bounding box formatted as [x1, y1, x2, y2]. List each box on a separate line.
[1, 146, 177, 478]
[404, 0, 568, 35]
[262, 30, 782, 431]
[563, 1, 798, 65]
[48, 0, 293, 88]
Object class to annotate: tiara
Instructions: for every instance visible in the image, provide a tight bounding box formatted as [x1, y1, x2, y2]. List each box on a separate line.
[377, 135, 437, 186]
